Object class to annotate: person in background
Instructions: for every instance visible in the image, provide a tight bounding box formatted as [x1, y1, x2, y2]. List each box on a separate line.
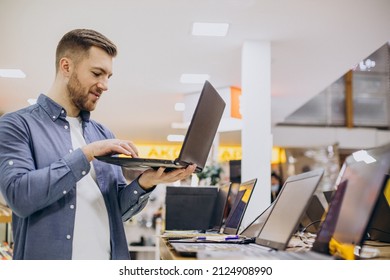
[271, 172, 282, 203]
[0, 29, 196, 260]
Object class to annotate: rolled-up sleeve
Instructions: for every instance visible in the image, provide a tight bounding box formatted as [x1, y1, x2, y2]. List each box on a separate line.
[119, 178, 155, 222]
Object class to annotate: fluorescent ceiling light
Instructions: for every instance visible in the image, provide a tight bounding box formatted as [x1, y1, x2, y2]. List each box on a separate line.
[167, 134, 185, 142]
[180, 74, 210, 84]
[192, 22, 229, 37]
[0, 69, 26, 78]
[174, 103, 186, 111]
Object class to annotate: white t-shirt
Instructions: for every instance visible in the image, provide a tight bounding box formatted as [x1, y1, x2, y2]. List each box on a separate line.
[67, 116, 111, 260]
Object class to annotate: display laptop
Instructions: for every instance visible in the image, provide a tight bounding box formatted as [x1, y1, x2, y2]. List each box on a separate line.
[171, 169, 323, 257]
[95, 80, 226, 173]
[213, 178, 257, 235]
[299, 194, 327, 233]
[253, 168, 324, 250]
[331, 144, 390, 248]
[366, 175, 390, 243]
[208, 182, 233, 232]
[167, 178, 257, 245]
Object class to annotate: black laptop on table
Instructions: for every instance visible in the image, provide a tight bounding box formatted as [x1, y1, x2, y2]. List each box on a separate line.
[95, 80, 226, 173]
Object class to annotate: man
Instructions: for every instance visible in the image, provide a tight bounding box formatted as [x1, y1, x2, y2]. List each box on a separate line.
[0, 29, 195, 260]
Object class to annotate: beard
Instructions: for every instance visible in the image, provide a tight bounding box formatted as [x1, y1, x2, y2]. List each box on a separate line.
[67, 72, 98, 112]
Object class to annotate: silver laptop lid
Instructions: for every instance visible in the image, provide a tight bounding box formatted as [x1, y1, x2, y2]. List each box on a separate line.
[255, 168, 324, 250]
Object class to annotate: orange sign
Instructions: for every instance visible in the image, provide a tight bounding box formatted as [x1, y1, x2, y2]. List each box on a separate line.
[230, 87, 242, 119]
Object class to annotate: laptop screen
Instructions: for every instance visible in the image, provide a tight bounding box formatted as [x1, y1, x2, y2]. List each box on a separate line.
[366, 175, 390, 242]
[177, 80, 226, 170]
[208, 182, 232, 231]
[223, 178, 257, 235]
[332, 143, 390, 246]
[311, 179, 349, 254]
[255, 169, 324, 250]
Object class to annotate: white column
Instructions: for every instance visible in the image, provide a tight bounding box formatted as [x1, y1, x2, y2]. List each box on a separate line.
[241, 41, 272, 226]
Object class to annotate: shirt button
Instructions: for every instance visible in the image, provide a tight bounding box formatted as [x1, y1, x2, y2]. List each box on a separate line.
[82, 171, 86, 176]
[8, 160, 14, 166]
[70, 205, 74, 209]
[66, 235, 71, 240]
[61, 110, 65, 114]
[63, 190, 67, 195]
[64, 125, 68, 129]
[52, 116, 56, 119]
[133, 190, 138, 194]
[69, 149, 73, 153]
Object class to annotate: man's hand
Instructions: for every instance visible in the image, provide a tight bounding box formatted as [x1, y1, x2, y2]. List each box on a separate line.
[138, 164, 197, 190]
[82, 139, 139, 162]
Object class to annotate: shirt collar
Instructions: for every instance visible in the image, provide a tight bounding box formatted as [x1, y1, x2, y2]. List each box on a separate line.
[37, 94, 91, 122]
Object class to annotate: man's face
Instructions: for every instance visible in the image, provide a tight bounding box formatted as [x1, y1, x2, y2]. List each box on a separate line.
[67, 46, 113, 112]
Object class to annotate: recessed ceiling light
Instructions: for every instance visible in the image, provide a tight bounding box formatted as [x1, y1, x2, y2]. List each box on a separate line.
[167, 134, 185, 142]
[0, 69, 26, 78]
[174, 103, 186, 111]
[180, 74, 210, 84]
[192, 22, 229, 37]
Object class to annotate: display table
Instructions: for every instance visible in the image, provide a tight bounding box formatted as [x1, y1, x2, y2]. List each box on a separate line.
[159, 237, 196, 260]
[159, 235, 390, 260]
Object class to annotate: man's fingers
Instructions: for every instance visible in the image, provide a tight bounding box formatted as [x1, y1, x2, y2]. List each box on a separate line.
[117, 141, 139, 157]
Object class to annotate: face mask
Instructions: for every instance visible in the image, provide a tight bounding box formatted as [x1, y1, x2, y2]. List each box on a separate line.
[271, 184, 279, 193]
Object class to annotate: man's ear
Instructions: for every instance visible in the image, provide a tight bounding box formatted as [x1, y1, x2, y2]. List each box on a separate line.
[59, 57, 72, 77]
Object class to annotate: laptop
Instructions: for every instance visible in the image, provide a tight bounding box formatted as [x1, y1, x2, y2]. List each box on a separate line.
[331, 144, 390, 248]
[208, 182, 233, 232]
[252, 168, 324, 250]
[215, 178, 257, 235]
[170, 169, 324, 257]
[95, 80, 226, 173]
[366, 175, 390, 243]
[310, 179, 349, 254]
[167, 179, 257, 247]
[299, 193, 328, 233]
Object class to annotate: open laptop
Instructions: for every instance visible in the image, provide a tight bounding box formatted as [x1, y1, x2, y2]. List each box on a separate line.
[167, 179, 257, 248]
[366, 175, 390, 243]
[299, 193, 328, 234]
[95, 80, 226, 173]
[208, 182, 233, 232]
[170, 169, 324, 257]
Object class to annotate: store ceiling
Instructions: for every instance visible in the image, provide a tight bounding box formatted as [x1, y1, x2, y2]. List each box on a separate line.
[1, 0, 390, 146]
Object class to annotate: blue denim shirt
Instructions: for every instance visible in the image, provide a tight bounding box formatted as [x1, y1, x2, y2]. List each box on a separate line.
[0, 94, 152, 260]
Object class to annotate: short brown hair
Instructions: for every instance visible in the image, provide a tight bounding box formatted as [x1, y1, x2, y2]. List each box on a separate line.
[55, 29, 117, 72]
